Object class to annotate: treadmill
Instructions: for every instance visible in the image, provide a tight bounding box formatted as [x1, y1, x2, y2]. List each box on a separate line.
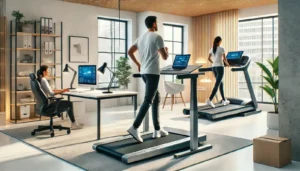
[93, 70, 212, 164]
[183, 56, 261, 120]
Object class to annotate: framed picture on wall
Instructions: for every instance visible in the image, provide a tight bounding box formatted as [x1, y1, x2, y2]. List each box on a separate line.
[69, 36, 89, 63]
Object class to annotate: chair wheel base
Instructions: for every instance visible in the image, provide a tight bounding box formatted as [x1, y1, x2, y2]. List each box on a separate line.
[50, 132, 55, 137]
[31, 132, 36, 136]
[67, 129, 71, 134]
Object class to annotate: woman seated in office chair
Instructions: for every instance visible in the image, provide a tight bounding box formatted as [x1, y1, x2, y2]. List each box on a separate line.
[37, 65, 83, 130]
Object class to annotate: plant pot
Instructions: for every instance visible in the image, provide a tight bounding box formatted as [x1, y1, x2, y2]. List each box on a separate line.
[267, 112, 279, 130]
[22, 24, 32, 33]
[17, 22, 23, 32]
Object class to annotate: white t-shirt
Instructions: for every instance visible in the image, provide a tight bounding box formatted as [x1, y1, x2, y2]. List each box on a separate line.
[40, 77, 54, 97]
[133, 32, 165, 75]
[209, 46, 225, 67]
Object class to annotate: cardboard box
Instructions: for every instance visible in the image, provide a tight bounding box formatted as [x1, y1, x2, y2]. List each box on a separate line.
[253, 135, 291, 168]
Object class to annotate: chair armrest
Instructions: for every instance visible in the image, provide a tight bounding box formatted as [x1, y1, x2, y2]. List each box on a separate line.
[48, 97, 64, 101]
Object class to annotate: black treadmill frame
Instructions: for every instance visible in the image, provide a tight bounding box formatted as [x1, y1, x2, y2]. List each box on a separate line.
[183, 56, 260, 120]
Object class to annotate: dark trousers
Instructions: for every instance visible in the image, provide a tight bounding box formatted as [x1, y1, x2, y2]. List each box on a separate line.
[209, 67, 226, 101]
[133, 74, 161, 130]
[48, 100, 76, 122]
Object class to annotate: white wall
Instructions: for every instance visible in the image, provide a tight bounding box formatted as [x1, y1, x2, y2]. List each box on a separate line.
[6, 0, 137, 113]
[135, 11, 193, 104]
[239, 4, 278, 19]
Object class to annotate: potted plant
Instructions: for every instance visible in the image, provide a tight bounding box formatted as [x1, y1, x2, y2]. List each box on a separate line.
[256, 56, 279, 130]
[115, 57, 132, 89]
[23, 20, 34, 33]
[11, 10, 24, 32]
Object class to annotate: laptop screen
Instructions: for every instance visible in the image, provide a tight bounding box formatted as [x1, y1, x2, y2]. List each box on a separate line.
[172, 54, 191, 69]
[226, 51, 244, 60]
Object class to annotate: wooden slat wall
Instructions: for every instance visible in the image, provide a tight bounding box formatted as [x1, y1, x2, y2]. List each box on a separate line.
[0, 16, 6, 113]
[192, 10, 239, 102]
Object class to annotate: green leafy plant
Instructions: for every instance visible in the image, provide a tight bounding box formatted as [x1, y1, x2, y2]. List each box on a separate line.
[24, 20, 34, 25]
[11, 10, 24, 22]
[115, 57, 132, 89]
[256, 56, 279, 113]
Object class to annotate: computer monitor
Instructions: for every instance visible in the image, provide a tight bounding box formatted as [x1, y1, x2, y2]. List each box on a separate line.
[226, 51, 244, 66]
[172, 54, 191, 69]
[78, 65, 97, 87]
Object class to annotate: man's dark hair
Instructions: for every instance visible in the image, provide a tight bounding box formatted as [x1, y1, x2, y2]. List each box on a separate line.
[145, 16, 157, 29]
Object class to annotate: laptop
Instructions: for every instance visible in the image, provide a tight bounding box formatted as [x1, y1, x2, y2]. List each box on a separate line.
[162, 54, 191, 71]
[226, 51, 244, 66]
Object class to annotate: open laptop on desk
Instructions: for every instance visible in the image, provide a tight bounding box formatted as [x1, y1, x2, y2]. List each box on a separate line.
[226, 51, 244, 66]
[161, 54, 191, 72]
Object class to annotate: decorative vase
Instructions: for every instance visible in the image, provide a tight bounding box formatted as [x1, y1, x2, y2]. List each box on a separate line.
[267, 112, 279, 130]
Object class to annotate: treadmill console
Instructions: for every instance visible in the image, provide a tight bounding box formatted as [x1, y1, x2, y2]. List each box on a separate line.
[226, 51, 244, 66]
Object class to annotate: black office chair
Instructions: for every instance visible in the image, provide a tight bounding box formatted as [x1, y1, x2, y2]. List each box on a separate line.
[29, 73, 71, 137]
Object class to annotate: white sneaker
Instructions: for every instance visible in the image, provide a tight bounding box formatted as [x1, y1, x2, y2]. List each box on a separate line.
[71, 121, 83, 130]
[206, 99, 215, 108]
[152, 130, 161, 139]
[127, 126, 143, 143]
[152, 128, 169, 138]
[160, 128, 169, 137]
[222, 99, 230, 106]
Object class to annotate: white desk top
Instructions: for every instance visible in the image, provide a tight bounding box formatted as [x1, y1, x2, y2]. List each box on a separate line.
[62, 90, 138, 99]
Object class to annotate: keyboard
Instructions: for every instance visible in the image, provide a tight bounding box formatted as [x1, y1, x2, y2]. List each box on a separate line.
[69, 89, 90, 93]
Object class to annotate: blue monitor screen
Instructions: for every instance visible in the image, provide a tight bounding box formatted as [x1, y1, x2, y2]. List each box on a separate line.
[173, 54, 191, 68]
[226, 51, 244, 60]
[78, 65, 97, 85]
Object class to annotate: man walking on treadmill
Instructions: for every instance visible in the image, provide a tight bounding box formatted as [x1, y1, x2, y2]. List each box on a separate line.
[127, 16, 169, 143]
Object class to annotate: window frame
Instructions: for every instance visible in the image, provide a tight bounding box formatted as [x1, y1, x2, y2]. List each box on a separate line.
[238, 15, 278, 103]
[98, 17, 128, 87]
[163, 23, 184, 82]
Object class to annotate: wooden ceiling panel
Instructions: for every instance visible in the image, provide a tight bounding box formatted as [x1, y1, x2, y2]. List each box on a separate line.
[64, 0, 277, 17]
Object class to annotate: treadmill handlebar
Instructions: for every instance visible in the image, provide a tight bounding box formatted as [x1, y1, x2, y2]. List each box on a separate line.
[231, 58, 251, 72]
[132, 73, 142, 78]
[198, 67, 213, 72]
[176, 73, 204, 80]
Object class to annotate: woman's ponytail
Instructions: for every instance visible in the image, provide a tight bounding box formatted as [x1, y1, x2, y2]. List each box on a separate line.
[213, 36, 222, 54]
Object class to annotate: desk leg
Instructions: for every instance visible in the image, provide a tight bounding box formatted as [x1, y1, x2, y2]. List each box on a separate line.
[97, 99, 101, 140]
[133, 95, 137, 118]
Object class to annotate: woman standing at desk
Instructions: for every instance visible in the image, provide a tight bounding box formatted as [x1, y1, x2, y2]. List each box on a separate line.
[206, 36, 230, 108]
[37, 65, 83, 130]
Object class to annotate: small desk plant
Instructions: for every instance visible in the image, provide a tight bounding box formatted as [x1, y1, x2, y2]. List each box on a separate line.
[256, 56, 279, 130]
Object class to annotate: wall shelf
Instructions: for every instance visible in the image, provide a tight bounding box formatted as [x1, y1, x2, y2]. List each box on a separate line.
[15, 63, 37, 66]
[42, 63, 61, 66]
[11, 102, 36, 106]
[11, 91, 32, 94]
[12, 48, 40, 51]
[11, 32, 61, 37]
[42, 49, 61, 51]
[10, 18, 63, 124]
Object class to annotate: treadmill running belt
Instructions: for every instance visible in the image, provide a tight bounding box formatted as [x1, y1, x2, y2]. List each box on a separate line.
[96, 133, 187, 159]
[207, 106, 255, 119]
[199, 104, 249, 115]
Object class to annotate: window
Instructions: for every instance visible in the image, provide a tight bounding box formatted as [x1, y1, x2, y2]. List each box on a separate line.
[163, 24, 184, 82]
[98, 18, 128, 87]
[238, 16, 278, 103]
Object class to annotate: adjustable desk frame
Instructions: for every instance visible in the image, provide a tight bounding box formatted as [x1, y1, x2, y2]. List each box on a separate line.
[62, 92, 138, 140]
[134, 65, 212, 159]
